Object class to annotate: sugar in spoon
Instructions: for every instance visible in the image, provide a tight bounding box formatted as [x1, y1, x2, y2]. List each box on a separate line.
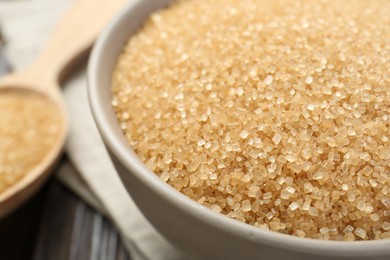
[0, 0, 126, 217]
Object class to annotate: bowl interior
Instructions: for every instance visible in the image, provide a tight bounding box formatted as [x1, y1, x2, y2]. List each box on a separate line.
[88, 0, 390, 257]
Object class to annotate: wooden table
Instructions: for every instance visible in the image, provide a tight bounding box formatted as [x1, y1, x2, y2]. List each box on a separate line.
[0, 157, 132, 260]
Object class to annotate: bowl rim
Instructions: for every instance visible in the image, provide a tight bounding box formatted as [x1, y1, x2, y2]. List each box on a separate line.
[88, 0, 390, 256]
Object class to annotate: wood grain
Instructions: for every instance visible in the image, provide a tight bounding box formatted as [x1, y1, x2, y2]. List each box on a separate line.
[0, 179, 47, 260]
[0, 158, 131, 260]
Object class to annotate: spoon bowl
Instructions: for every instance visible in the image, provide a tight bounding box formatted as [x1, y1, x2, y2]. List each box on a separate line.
[0, 0, 127, 217]
[0, 81, 67, 217]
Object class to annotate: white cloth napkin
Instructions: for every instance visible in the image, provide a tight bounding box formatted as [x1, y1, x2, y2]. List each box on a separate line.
[0, 1, 185, 259]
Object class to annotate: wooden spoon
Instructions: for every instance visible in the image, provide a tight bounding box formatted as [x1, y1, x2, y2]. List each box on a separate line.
[0, 0, 127, 217]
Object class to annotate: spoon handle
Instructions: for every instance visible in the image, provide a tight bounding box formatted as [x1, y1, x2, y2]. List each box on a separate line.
[29, 0, 127, 85]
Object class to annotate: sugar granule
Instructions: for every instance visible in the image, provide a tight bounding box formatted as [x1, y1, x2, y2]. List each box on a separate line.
[112, 0, 390, 240]
[0, 89, 63, 193]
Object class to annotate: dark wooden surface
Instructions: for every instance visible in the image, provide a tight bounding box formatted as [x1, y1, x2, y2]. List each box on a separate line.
[0, 158, 132, 260]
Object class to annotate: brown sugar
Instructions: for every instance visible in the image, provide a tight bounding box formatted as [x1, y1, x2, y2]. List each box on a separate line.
[112, 0, 390, 240]
[0, 89, 63, 193]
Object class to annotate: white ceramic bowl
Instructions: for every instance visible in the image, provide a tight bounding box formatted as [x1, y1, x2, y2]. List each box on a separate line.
[88, 1, 390, 259]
